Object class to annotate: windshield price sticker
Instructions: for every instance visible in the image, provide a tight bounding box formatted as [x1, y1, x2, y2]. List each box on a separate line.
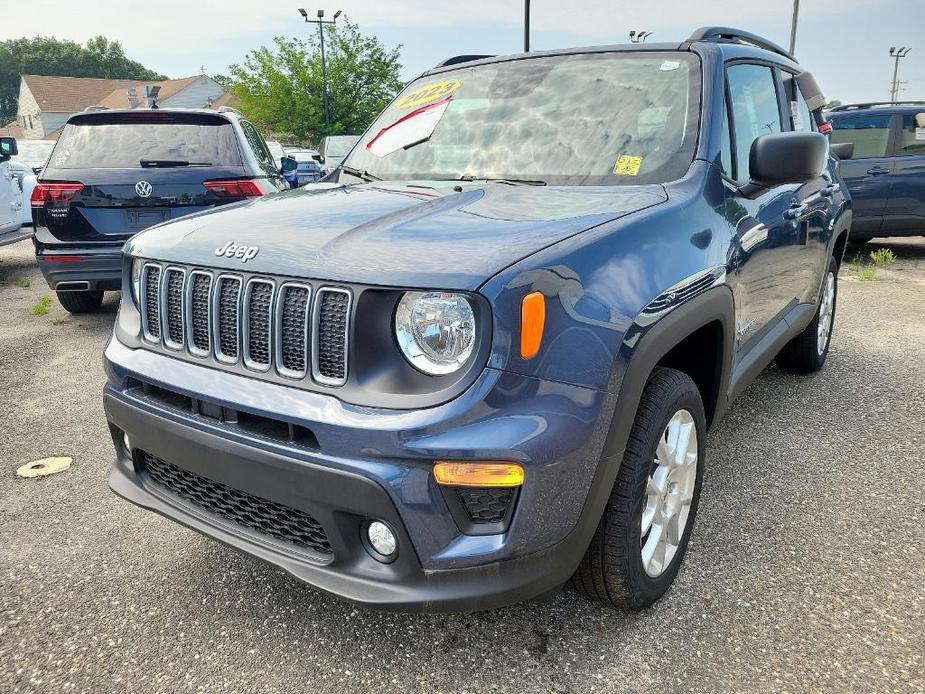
[613, 155, 643, 176]
[395, 80, 461, 110]
[916, 127, 925, 141]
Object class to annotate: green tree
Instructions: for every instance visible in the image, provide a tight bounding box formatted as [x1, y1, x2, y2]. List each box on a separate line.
[0, 36, 166, 122]
[228, 19, 403, 143]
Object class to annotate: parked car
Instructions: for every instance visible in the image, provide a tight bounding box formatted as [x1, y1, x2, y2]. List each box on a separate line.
[265, 140, 286, 170]
[284, 149, 324, 187]
[13, 138, 56, 174]
[827, 101, 925, 242]
[32, 108, 294, 314]
[104, 28, 850, 612]
[0, 137, 32, 247]
[7, 159, 38, 226]
[318, 135, 359, 173]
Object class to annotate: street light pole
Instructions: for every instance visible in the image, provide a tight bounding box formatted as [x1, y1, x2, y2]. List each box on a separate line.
[789, 0, 800, 55]
[298, 8, 342, 126]
[524, 0, 530, 52]
[889, 47, 912, 102]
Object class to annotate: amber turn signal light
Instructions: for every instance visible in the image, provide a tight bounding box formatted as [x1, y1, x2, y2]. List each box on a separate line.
[520, 291, 545, 359]
[433, 461, 525, 487]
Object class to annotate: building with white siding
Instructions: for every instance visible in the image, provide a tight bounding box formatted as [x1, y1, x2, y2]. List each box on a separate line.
[5, 74, 230, 140]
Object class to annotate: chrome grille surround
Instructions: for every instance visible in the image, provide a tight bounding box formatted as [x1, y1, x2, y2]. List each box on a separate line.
[137, 262, 351, 388]
[243, 278, 275, 372]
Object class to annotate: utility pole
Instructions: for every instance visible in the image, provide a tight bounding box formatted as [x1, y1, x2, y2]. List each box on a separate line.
[789, 0, 800, 55]
[524, 0, 530, 52]
[889, 47, 912, 102]
[298, 8, 342, 126]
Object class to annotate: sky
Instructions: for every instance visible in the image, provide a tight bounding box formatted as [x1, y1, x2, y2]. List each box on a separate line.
[3, 0, 923, 105]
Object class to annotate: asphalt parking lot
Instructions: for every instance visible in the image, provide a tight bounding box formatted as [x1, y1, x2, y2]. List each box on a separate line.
[1, 237, 923, 693]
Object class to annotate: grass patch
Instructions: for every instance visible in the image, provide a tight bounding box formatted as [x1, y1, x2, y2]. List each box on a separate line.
[858, 267, 877, 281]
[32, 295, 53, 316]
[869, 248, 895, 266]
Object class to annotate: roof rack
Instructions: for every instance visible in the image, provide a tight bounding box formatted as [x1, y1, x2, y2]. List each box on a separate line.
[433, 54, 494, 69]
[827, 101, 925, 112]
[686, 27, 794, 61]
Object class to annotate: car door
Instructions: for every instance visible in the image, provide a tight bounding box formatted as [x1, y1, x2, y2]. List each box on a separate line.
[828, 113, 896, 237]
[882, 112, 925, 233]
[722, 63, 806, 354]
[0, 138, 22, 234]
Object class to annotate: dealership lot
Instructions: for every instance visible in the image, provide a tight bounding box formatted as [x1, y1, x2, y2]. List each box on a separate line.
[0, 237, 923, 692]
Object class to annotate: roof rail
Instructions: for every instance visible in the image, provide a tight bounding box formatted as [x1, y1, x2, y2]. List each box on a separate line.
[827, 101, 925, 112]
[433, 54, 494, 69]
[217, 105, 243, 115]
[686, 26, 794, 61]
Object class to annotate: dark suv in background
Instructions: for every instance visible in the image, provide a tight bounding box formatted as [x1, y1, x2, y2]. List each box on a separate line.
[828, 102, 925, 242]
[31, 108, 292, 314]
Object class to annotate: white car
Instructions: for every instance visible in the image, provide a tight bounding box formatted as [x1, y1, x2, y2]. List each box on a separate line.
[0, 137, 32, 246]
[13, 139, 55, 174]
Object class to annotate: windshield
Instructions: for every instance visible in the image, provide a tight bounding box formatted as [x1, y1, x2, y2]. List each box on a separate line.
[325, 136, 359, 157]
[48, 119, 243, 169]
[344, 52, 700, 185]
[14, 140, 55, 165]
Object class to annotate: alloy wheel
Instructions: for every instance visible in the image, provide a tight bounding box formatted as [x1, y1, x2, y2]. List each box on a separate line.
[817, 271, 835, 356]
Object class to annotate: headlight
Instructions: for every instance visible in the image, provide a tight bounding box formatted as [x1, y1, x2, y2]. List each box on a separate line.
[130, 258, 143, 305]
[395, 292, 476, 375]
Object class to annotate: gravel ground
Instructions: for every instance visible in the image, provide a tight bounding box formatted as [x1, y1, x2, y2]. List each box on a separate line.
[1, 236, 923, 693]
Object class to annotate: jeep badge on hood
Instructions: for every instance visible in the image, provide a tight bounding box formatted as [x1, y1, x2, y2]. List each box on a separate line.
[214, 241, 259, 262]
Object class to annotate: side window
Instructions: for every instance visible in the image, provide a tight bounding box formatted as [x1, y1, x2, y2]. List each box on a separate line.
[782, 73, 814, 132]
[240, 120, 276, 176]
[720, 102, 733, 177]
[726, 64, 783, 182]
[829, 115, 892, 159]
[896, 114, 925, 157]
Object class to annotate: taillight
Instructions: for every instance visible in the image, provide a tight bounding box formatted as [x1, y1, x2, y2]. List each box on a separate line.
[818, 121, 833, 135]
[203, 179, 265, 198]
[31, 182, 84, 208]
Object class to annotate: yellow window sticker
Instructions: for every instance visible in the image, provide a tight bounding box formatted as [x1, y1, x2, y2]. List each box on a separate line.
[395, 79, 461, 110]
[613, 155, 643, 176]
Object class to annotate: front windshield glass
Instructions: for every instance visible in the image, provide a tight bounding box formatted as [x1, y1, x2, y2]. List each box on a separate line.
[345, 52, 700, 185]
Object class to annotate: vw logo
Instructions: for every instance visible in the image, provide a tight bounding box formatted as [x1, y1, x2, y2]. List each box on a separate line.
[135, 181, 153, 198]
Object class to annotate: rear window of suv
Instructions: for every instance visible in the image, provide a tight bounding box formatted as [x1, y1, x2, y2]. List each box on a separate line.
[48, 113, 243, 169]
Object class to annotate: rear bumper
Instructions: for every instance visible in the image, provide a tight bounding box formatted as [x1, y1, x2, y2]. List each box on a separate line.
[33, 229, 123, 291]
[104, 386, 583, 612]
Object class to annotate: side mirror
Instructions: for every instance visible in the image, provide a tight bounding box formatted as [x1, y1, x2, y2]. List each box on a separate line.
[830, 142, 854, 160]
[280, 156, 298, 173]
[0, 136, 17, 159]
[748, 132, 827, 189]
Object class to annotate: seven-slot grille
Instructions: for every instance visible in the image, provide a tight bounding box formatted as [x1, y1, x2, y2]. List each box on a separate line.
[139, 262, 351, 386]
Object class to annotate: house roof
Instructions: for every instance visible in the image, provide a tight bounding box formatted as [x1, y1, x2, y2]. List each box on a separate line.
[0, 120, 24, 138]
[21, 74, 146, 113]
[209, 91, 238, 109]
[95, 75, 204, 109]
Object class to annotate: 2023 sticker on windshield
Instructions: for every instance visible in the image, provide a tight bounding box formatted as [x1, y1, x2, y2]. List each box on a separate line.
[395, 80, 462, 110]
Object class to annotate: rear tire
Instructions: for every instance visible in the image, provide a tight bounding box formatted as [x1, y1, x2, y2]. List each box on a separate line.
[775, 256, 837, 373]
[572, 367, 705, 610]
[56, 290, 104, 314]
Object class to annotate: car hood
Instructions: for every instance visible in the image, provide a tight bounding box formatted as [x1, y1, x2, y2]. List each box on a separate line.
[127, 181, 667, 289]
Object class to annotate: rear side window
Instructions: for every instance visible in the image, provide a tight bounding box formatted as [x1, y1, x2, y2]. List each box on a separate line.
[726, 64, 783, 181]
[897, 114, 925, 156]
[49, 117, 243, 169]
[239, 120, 277, 176]
[829, 115, 892, 158]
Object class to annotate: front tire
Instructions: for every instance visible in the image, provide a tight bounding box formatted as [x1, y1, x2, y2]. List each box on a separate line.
[573, 367, 705, 610]
[775, 257, 837, 373]
[56, 290, 104, 314]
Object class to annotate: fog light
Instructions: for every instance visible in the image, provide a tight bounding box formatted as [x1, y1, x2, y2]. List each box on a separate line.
[367, 521, 397, 557]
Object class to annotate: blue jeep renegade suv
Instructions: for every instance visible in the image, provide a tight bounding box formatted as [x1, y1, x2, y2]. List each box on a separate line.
[103, 28, 851, 612]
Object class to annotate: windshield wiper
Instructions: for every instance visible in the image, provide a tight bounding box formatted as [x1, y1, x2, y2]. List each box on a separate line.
[453, 175, 547, 186]
[339, 165, 381, 182]
[140, 159, 213, 168]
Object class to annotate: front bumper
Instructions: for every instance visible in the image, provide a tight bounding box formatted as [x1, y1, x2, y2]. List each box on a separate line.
[103, 337, 613, 612]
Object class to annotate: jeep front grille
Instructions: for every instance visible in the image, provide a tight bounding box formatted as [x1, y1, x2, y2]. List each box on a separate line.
[138, 262, 351, 387]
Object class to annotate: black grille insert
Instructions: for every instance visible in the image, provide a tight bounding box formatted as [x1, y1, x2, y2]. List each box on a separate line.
[164, 268, 185, 347]
[189, 272, 212, 354]
[245, 280, 273, 368]
[279, 285, 310, 376]
[138, 451, 332, 556]
[216, 277, 241, 360]
[315, 289, 349, 383]
[143, 265, 161, 339]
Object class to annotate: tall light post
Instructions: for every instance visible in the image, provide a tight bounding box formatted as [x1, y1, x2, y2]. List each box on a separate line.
[889, 46, 912, 102]
[789, 0, 800, 55]
[524, 0, 530, 52]
[298, 8, 341, 126]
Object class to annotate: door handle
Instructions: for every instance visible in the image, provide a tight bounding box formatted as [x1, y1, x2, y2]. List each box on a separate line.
[820, 183, 840, 198]
[783, 203, 809, 220]
[866, 166, 890, 175]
